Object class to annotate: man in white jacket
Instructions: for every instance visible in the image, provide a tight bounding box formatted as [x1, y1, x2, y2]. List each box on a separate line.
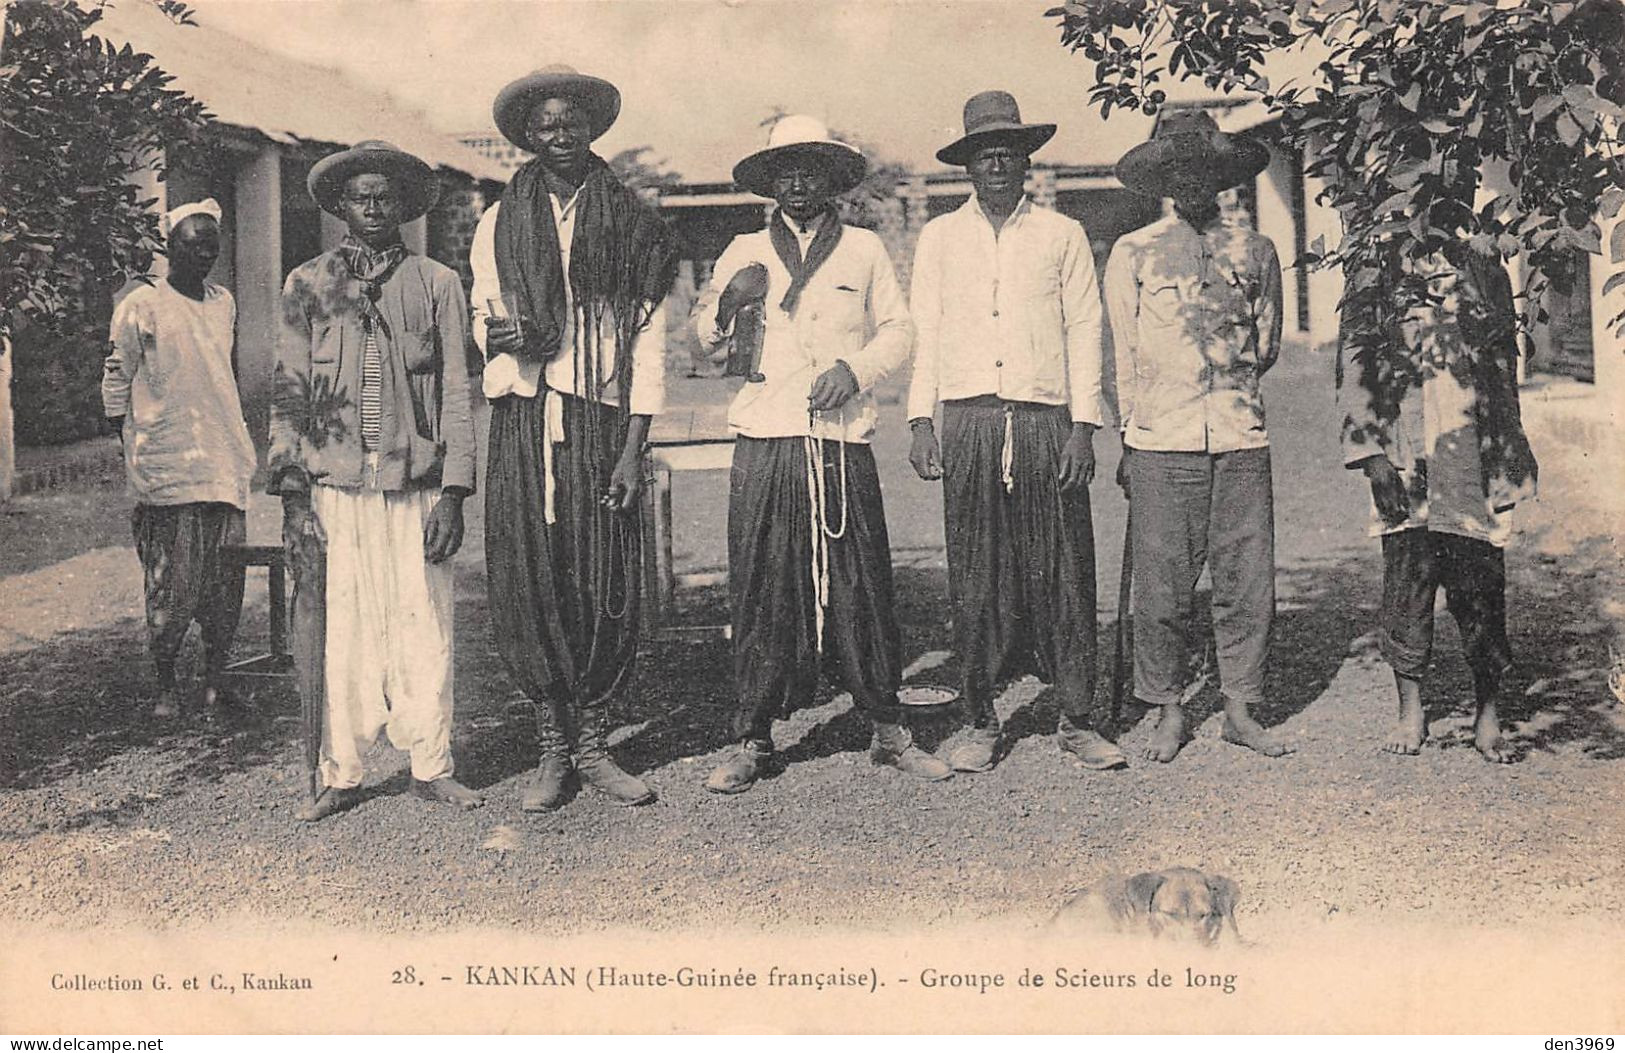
[694, 115, 952, 794]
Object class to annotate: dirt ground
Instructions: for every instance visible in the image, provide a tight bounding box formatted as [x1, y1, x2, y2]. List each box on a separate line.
[1, 342, 1623, 947]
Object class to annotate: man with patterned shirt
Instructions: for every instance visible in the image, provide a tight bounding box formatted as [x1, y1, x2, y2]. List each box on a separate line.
[1104, 111, 1287, 763]
[270, 141, 481, 822]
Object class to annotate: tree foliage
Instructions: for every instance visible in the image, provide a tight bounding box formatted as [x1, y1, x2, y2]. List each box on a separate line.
[1048, 0, 1625, 341]
[0, 0, 212, 340]
[606, 145, 683, 197]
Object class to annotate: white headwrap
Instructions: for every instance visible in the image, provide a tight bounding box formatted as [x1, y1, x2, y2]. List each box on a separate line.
[164, 198, 222, 236]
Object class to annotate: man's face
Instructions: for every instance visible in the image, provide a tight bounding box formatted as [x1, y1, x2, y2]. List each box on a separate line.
[526, 97, 592, 180]
[772, 162, 835, 224]
[1167, 169, 1222, 212]
[168, 215, 220, 278]
[967, 143, 1030, 207]
[341, 173, 403, 245]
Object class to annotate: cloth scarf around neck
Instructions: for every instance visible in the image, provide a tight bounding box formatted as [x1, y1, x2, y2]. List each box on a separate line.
[492, 153, 678, 406]
[337, 233, 409, 331]
[768, 205, 843, 317]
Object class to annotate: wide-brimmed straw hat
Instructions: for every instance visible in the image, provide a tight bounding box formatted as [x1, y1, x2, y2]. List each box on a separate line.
[493, 64, 621, 150]
[1115, 109, 1270, 198]
[307, 140, 439, 221]
[732, 114, 868, 198]
[936, 90, 1057, 166]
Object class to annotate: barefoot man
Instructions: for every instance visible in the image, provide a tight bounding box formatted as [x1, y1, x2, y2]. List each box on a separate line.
[1337, 246, 1537, 763]
[270, 141, 482, 820]
[102, 199, 256, 719]
[1103, 111, 1288, 762]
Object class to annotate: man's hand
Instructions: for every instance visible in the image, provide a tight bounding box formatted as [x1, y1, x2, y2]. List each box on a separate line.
[484, 315, 526, 357]
[1057, 423, 1097, 494]
[809, 360, 859, 413]
[1360, 455, 1410, 526]
[716, 262, 769, 328]
[281, 492, 326, 580]
[423, 492, 466, 564]
[603, 450, 644, 513]
[1116, 446, 1132, 495]
[909, 419, 943, 481]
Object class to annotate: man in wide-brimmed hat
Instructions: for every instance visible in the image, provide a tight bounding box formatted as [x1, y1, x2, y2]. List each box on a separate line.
[692, 114, 949, 794]
[470, 65, 679, 811]
[1103, 108, 1287, 763]
[102, 198, 256, 720]
[269, 140, 481, 821]
[906, 90, 1120, 775]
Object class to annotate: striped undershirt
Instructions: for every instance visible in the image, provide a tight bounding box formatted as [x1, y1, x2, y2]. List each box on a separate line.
[360, 322, 381, 450]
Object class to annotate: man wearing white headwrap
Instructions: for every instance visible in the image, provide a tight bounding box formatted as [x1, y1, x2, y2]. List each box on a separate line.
[102, 198, 257, 718]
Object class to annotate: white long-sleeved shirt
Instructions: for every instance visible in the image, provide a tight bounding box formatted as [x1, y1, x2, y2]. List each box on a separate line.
[692, 215, 913, 444]
[905, 195, 1106, 426]
[470, 196, 667, 416]
[101, 280, 256, 508]
[1103, 214, 1283, 453]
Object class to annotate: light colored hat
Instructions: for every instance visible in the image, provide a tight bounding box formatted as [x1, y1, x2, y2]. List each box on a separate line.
[306, 140, 440, 221]
[936, 91, 1056, 166]
[164, 198, 221, 235]
[1115, 109, 1270, 198]
[732, 114, 868, 199]
[492, 64, 621, 150]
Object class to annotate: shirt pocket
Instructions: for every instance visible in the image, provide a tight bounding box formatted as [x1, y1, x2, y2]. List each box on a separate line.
[310, 323, 343, 368]
[399, 327, 440, 374]
[1139, 281, 1185, 328]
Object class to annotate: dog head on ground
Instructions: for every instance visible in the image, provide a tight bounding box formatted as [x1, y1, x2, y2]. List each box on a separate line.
[1049, 867, 1243, 946]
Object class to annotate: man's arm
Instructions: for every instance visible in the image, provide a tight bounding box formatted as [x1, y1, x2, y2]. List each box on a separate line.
[434, 269, 478, 496]
[1101, 240, 1139, 435]
[628, 300, 669, 418]
[101, 292, 144, 433]
[1253, 237, 1284, 376]
[836, 238, 913, 394]
[468, 203, 500, 358]
[690, 239, 749, 359]
[1060, 221, 1106, 427]
[904, 222, 943, 425]
[267, 271, 314, 497]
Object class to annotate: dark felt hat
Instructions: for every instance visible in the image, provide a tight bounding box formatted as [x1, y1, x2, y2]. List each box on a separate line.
[307, 140, 439, 221]
[1115, 109, 1270, 198]
[732, 114, 868, 198]
[936, 90, 1057, 166]
[492, 64, 621, 150]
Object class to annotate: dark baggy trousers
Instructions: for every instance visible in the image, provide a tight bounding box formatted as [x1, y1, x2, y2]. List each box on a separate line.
[131, 501, 246, 672]
[728, 435, 904, 742]
[1128, 446, 1274, 708]
[940, 397, 1099, 729]
[486, 393, 642, 715]
[1379, 527, 1512, 683]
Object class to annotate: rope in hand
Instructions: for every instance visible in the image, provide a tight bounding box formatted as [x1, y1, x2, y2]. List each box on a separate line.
[804, 405, 849, 653]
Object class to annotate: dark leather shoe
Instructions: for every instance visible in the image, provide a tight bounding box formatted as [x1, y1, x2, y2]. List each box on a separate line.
[871, 723, 953, 781]
[295, 786, 362, 822]
[948, 725, 1001, 772]
[412, 776, 484, 810]
[521, 754, 573, 812]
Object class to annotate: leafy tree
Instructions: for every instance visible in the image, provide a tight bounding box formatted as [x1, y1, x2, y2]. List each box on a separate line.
[1047, 0, 1625, 344]
[1, 0, 212, 338]
[606, 145, 683, 197]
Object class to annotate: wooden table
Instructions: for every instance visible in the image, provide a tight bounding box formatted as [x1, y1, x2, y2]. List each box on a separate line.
[644, 405, 734, 639]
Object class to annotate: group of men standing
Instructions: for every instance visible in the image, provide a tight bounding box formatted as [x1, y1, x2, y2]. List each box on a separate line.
[101, 64, 1538, 823]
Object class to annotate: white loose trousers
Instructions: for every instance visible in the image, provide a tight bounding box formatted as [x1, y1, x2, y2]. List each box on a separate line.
[312, 484, 455, 789]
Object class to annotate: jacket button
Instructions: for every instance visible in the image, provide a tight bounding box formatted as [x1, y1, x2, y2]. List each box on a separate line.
[992, 309, 1000, 317]
[995, 360, 1003, 367]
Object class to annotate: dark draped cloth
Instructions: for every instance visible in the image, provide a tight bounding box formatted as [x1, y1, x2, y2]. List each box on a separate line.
[767, 206, 842, 316]
[131, 501, 247, 669]
[486, 393, 642, 710]
[940, 397, 1099, 728]
[728, 436, 903, 742]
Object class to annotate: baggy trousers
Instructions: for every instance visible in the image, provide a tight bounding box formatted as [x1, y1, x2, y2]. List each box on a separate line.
[1128, 446, 1274, 708]
[131, 501, 247, 672]
[311, 484, 455, 789]
[941, 397, 1099, 729]
[728, 435, 904, 742]
[486, 393, 642, 723]
[1379, 527, 1512, 683]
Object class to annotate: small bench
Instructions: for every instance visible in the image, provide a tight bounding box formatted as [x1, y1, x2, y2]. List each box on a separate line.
[222, 542, 294, 677]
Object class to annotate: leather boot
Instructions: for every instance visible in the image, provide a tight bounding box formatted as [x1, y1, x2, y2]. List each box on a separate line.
[521, 704, 573, 812]
[871, 722, 953, 781]
[1057, 713, 1129, 770]
[574, 708, 656, 806]
[947, 722, 1001, 773]
[704, 739, 772, 795]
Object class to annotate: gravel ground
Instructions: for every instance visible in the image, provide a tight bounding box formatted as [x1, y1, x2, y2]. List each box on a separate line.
[1, 343, 1622, 945]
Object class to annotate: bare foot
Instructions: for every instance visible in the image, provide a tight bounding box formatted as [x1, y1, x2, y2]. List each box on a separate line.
[1381, 706, 1427, 755]
[1474, 702, 1512, 764]
[1143, 705, 1186, 763]
[1221, 713, 1293, 757]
